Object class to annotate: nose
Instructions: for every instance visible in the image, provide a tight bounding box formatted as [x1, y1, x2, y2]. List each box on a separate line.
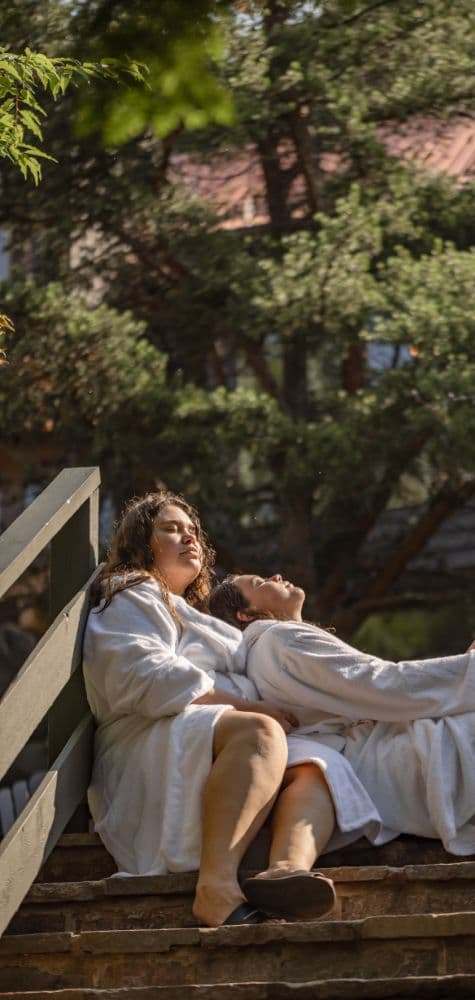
[270, 574, 282, 582]
[183, 530, 198, 546]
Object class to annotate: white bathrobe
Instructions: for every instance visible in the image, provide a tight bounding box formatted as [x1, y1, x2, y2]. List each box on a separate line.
[83, 579, 384, 876]
[244, 619, 475, 856]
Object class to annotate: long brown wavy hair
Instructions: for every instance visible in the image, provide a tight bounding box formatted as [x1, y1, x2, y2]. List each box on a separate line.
[91, 491, 215, 618]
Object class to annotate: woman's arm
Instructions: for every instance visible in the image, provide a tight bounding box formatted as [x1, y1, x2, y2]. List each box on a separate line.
[248, 622, 475, 724]
[193, 687, 299, 733]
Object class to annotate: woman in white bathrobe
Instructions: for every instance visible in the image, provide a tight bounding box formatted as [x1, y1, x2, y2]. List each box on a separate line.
[209, 573, 475, 857]
[84, 491, 371, 927]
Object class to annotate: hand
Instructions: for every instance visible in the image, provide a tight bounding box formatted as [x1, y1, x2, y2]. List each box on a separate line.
[467, 640, 475, 653]
[249, 700, 299, 734]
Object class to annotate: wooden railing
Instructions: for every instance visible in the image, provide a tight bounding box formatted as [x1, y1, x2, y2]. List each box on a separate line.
[0, 467, 100, 935]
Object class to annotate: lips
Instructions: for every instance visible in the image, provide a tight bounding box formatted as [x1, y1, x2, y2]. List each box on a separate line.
[181, 547, 200, 557]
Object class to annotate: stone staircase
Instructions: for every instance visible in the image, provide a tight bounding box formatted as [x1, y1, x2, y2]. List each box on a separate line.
[2, 835, 475, 998]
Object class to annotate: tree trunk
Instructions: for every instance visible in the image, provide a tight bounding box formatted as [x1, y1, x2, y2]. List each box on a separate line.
[275, 483, 317, 605]
[288, 103, 321, 216]
[283, 333, 308, 417]
[342, 342, 368, 393]
[256, 134, 297, 238]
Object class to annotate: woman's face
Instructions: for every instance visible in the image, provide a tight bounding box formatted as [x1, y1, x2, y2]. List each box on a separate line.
[234, 574, 305, 622]
[150, 503, 202, 595]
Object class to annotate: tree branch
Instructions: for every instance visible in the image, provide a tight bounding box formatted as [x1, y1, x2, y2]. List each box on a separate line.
[323, 0, 406, 30]
[316, 430, 431, 616]
[334, 477, 475, 636]
[331, 587, 470, 633]
[361, 477, 475, 603]
[349, 588, 469, 614]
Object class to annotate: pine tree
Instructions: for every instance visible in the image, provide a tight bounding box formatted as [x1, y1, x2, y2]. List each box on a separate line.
[2, 0, 475, 637]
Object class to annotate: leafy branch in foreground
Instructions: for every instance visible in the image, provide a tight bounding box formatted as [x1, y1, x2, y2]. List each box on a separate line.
[0, 48, 147, 182]
[0, 313, 14, 366]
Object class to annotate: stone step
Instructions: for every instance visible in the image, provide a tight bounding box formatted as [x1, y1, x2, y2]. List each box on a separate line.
[37, 835, 118, 883]
[2, 976, 475, 999]
[37, 833, 473, 883]
[1, 913, 475, 992]
[7, 863, 475, 935]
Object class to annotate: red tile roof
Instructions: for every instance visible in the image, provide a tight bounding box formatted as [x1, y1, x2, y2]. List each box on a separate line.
[171, 118, 475, 228]
[382, 117, 475, 183]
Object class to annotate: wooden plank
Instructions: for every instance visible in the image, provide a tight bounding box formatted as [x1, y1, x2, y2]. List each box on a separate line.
[50, 488, 99, 618]
[49, 487, 100, 764]
[47, 671, 90, 773]
[0, 467, 100, 599]
[0, 713, 94, 938]
[0, 569, 99, 782]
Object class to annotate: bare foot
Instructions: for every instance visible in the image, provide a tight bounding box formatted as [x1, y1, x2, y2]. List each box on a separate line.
[192, 879, 247, 927]
[252, 862, 310, 880]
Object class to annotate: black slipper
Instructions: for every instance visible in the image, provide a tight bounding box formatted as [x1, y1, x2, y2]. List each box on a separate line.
[223, 902, 266, 924]
[243, 870, 336, 921]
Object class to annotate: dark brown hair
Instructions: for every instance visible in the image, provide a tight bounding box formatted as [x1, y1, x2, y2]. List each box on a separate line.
[210, 575, 333, 635]
[209, 575, 277, 631]
[92, 491, 215, 617]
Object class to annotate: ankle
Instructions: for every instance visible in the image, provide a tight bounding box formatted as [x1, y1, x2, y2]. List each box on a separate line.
[268, 860, 311, 873]
[193, 879, 245, 928]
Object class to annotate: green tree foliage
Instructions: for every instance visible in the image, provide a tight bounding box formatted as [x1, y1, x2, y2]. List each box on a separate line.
[0, 48, 146, 182]
[0, 0, 241, 184]
[0, 282, 176, 488]
[72, 0, 236, 143]
[2, 0, 475, 638]
[0, 313, 13, 366]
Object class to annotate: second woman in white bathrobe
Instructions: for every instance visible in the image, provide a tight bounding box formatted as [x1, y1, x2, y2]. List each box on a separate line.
[209, 573, 475, 857]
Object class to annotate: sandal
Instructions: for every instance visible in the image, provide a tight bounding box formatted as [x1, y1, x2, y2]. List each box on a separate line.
[223, 902, 266, 924]
[243, 870, 336, 920]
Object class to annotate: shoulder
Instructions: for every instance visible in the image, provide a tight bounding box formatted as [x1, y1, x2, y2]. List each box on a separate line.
[245, 619, 336, 653]
[173, 596, 242, 641]
[89, 576, 177, 632]
[264, 620, 314, 648]
[267, 621, 359, 658]
[243, 619, 291, 653]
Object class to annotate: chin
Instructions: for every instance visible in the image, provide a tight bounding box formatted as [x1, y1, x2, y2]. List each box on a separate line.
[187, 565, 202, 586]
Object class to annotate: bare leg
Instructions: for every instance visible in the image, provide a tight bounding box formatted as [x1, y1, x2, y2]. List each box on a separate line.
[267, 762, 336, 873]
[192, 710, 288, 927]
[242, 763, 337, 920]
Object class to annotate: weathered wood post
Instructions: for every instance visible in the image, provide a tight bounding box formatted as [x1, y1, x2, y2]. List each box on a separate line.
[48, 470, 100, 766]
[0, 467, 101, 935]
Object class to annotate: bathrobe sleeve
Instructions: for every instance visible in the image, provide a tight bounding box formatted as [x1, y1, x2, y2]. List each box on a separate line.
[250, 622, 475, 723]
[83, 581, 215, 721]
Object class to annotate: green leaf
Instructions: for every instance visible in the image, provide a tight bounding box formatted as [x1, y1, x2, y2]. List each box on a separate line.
[19, 107, 43, 139]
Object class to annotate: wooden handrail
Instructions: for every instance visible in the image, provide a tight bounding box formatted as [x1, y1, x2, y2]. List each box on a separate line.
[0, 467, 100, 599]
[0, 714, 94, 936]
[0, 568, 100, 782]
[0, 466, 100, 936]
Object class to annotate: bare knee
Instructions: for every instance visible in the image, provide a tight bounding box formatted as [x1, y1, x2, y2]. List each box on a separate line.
[283, 762, 330, 791]
[214, 711, 288, 765]
[246, 712, 289, 760]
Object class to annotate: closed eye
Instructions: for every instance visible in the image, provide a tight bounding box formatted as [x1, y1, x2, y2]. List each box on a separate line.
[159, 520, 196, 535]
